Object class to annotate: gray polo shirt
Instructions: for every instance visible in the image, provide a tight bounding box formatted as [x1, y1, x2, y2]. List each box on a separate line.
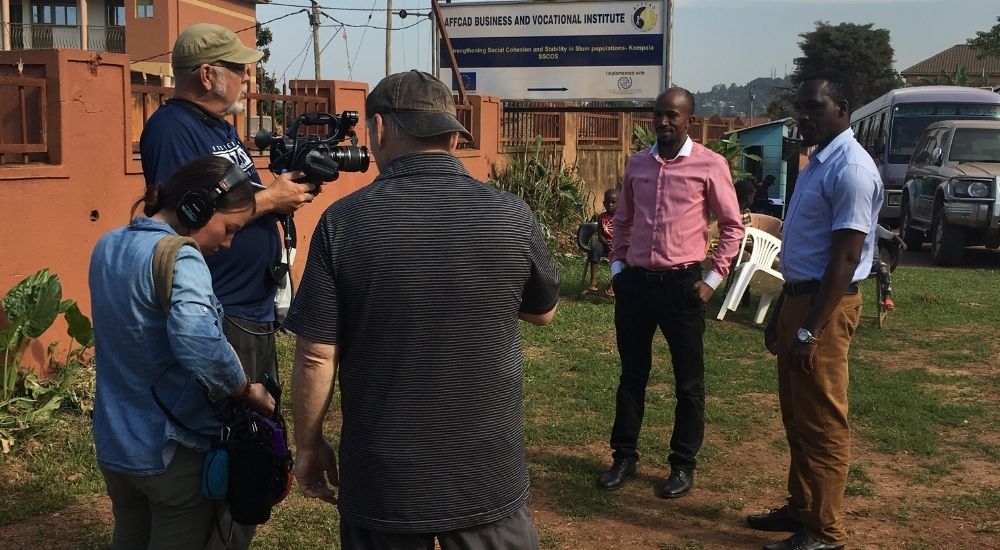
[284, 152, 560, 533]
[781, 128, 884, 283]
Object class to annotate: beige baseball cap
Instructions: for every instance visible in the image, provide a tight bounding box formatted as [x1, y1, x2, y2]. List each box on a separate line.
[171, 23, 263, 69]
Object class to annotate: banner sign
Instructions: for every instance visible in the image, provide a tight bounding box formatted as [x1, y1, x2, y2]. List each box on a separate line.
[438, 1, 666, 100]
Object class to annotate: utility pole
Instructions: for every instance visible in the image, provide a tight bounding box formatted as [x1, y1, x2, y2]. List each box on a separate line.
[385, 0, 393, 77]
[310, 0, 321, 79]
[664, 0, 674, 88]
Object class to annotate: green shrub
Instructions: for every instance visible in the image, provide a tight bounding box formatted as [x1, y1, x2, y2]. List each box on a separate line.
[488, 136, 591, 243]
[0, 269, 94, 453]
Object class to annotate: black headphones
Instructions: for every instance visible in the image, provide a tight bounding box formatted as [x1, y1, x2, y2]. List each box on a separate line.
[177, 161, 250, 229]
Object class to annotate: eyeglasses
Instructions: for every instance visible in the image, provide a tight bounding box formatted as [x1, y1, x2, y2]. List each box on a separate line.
[190, 61, 248, 76]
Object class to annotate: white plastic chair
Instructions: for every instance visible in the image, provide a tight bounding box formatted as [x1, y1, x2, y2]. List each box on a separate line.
[717, 227, 784, 324]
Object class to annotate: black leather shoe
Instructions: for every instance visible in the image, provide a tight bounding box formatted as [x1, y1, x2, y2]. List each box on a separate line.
[762, 530, 844, 550]
[595, 458, 637, 490]
[747, 505, 802, 532]
[655, 469, 693, 499]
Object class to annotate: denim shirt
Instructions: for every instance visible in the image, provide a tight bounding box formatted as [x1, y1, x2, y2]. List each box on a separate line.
[90, 217, 245, 476]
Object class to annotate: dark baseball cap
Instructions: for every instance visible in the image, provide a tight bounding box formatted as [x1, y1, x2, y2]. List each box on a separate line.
[172, 23, 263, 69]
[365, 70, 473, 142]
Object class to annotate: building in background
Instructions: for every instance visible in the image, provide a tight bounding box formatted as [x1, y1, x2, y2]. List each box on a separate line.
[901, 44, 1000, 88]
[0, 0, 264, 84]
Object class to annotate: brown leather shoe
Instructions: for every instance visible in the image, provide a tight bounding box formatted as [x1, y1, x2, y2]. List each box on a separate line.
[762, 530, 844, 550]
[747, 505, 802, 532]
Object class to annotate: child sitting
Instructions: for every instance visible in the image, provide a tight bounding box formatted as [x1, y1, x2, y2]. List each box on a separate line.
[586, 188, 619, 297]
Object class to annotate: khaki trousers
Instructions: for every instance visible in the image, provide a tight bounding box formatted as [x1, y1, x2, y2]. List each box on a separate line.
[776, 292, 862, 545]
[102, 445, 231, 550]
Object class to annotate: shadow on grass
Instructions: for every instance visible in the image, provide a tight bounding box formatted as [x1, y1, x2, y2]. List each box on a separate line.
[526, 449, 775, 549]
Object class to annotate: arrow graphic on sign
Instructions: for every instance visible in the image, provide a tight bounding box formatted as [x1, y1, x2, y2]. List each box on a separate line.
[527, 87, 569, 92]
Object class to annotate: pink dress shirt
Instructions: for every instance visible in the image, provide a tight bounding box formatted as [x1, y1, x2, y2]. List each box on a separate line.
[611, 138, 745, 288]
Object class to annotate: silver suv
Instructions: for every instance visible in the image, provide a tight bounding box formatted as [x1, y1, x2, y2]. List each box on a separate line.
[899, 120, 1000, 265]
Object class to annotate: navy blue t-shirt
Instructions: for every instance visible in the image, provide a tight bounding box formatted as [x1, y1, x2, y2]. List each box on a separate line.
[140, 100, 281, 322]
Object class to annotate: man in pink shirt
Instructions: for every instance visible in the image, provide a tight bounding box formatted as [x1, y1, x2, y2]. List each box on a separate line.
[596, 87, 744, 498]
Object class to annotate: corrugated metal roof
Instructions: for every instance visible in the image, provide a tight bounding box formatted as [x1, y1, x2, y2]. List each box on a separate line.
[901, 44, 1000, 76]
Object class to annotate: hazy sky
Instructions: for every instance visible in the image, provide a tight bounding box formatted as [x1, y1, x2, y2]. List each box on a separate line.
[256, 0, 999, 95]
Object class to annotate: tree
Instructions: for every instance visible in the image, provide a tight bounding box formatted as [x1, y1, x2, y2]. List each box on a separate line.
[917, 65, 989, 87]
[255, 23, 284, 125]
[791, 21, 903, 107]
[968, 16, 1000, 58]
[765, 86, 796, 120]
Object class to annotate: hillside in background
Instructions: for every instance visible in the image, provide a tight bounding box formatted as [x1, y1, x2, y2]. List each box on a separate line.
[693, 77, 791, 117]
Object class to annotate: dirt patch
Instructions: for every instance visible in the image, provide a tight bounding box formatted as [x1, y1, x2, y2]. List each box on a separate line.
[528, 410, 1000, 549]
[0, 494, 111, 549]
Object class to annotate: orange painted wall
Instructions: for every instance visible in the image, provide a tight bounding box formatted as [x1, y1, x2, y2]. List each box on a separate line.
[125, 0, 258, 70]
[125, 0, 174, 65]
[0, 50, 503, 373]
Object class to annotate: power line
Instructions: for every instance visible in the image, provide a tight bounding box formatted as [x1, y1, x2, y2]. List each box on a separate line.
[318, 24, 342, 55]
[279, 32, 316, 82]
[342, 27, 353, 79]
[293, 37, 313, 82]
[130, 9, 309, 65]
[318, 16, 428, 30]
[266, 1, 422, 14]
[347, 0, 379, 78]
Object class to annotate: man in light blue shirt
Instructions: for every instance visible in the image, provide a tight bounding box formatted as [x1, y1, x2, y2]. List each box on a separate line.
[748, 70, 883, 550]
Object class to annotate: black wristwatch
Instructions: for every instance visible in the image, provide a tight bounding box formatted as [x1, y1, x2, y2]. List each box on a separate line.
[796, 328, 820, 345]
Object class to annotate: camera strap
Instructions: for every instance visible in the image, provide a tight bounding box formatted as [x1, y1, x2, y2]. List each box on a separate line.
[167, 98, 226, 129]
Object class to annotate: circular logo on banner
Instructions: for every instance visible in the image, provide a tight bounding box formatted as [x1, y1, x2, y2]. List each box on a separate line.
[618, 76, 633, 90]
[632, 3, 657, 32]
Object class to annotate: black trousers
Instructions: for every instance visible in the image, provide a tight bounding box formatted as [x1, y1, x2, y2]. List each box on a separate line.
[609, 265, 706, 471]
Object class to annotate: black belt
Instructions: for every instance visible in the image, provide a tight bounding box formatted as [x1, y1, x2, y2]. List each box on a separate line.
[627, 263, 700, 282]
[783, 280, 859, 296]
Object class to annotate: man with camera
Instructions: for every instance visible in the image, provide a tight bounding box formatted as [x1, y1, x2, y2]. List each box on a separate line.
[139, 23, 315, 548]
[284, 70, 560, 549]
[141, 23, 315, 387]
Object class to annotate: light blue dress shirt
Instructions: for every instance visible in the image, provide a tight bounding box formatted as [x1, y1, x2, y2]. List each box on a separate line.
[780, 128, 884, 284]
[89, 217, 245, 476]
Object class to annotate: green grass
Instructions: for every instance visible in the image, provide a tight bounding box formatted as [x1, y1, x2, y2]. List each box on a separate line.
[845, 464, 875, 497]
[2, 252, 1000, 548]
[0, 413, 104, 524]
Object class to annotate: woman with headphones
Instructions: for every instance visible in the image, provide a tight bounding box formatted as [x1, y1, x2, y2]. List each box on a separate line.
[89, 155, 275, 549]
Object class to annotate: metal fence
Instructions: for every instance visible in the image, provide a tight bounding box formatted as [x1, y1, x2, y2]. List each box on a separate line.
[577, 112, 620, 146]
[455, 102, 474, 149]
[129, 85, 330, 157]
[0, 75, 48, 165]
[9, 24, 125, 53]
[87, 26, 126, 53]
[501, 111, 562, 148]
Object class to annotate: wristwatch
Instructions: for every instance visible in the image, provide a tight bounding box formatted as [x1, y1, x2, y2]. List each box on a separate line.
[796, 328, 821, 345]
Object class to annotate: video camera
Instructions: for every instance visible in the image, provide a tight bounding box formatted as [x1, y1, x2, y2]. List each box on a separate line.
[254, 111, 370, 185]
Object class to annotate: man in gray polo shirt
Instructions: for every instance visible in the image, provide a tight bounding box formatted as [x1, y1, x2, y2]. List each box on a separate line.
[747, 70, 882, 550]
[284, 70, 560, 549]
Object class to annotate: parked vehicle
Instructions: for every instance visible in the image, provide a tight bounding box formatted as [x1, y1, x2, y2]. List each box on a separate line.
[899, 120, 1000, 265]
[850, 86, 1000, 225]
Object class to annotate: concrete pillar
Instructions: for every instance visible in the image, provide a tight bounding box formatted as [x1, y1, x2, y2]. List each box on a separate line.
[561, 111, 578, 169]
[78, 0, 88, 50]
[1, 0, 11, 51]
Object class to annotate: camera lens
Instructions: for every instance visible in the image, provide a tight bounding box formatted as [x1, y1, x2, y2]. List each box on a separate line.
[331, 146, 370, 173]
